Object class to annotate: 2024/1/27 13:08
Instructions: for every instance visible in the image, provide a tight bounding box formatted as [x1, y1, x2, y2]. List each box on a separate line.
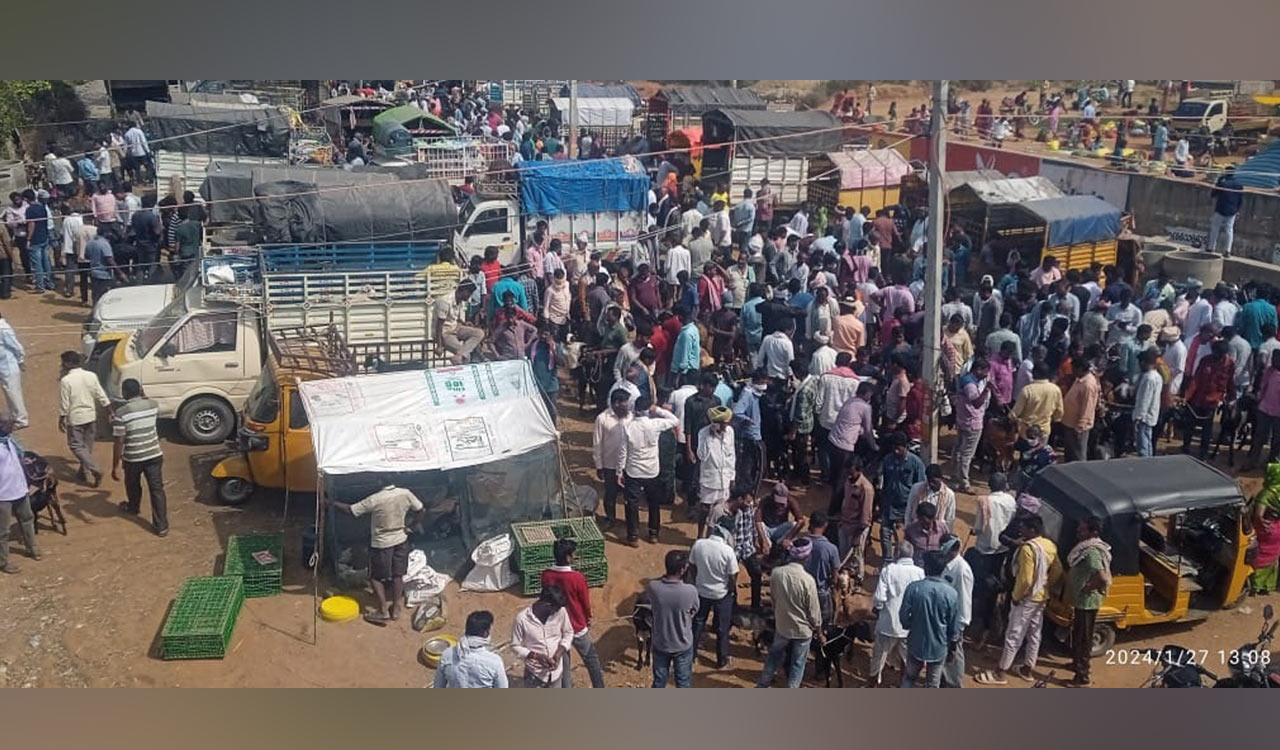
[1105, 648, 1273, 667]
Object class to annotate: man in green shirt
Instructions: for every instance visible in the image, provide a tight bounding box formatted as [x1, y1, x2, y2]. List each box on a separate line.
[1065, 515, 1112, 687]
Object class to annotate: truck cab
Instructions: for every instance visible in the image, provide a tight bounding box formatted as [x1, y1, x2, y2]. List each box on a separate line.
[1172, 97, 1228, 135]
[454, 193, 521, 265]
[109, 286, 263, 445]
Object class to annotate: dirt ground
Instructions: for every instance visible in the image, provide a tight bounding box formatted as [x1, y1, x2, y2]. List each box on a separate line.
[2, 283, 1273, 689]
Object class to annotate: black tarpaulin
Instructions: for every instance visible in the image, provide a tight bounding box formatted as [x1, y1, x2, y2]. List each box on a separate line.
[146, 101, 291, 157]
[658, 86, 767, 114]
[701, 109, 845, 157]
[252, 174, 456, 244]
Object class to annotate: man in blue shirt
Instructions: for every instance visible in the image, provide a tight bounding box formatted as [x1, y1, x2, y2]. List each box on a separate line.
[898, 549, 961, 688]
[669, 306, 701, 387]
[488, 275, 530, 320]
[732, 370, 768, 495]
[23, 189, 54, 292]
[86, 233, 123, 304]
[803, 512, 842, 624]
[741, 284, 766, 355]
[879, 431, 927, 561]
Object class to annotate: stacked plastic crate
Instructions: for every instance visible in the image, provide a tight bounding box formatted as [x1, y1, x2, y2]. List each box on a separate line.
[510, 518, 607, 595]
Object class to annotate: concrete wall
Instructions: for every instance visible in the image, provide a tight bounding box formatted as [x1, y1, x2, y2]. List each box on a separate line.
[1125, 173, 1280, 263]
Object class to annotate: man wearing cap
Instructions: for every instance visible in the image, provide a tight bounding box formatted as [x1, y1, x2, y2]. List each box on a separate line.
[756, 538, 823, 688]
[694, 406, 735, 539]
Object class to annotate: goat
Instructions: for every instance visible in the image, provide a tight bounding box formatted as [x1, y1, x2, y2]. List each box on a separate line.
[631, 596, 653, 670]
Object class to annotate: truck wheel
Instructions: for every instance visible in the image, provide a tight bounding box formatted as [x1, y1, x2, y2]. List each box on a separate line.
[178, 396, 235, 444]
[216, 477, 254, 506]
[1090, 622, 1117, 657]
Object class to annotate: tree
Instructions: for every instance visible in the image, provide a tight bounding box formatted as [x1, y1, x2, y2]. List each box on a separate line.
[0, 81, 53, 155]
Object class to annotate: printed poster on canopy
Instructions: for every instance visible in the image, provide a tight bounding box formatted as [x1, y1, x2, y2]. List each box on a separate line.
[424, 363, 529, 409]
[373, 423, 437, 464]
[299, 379, 364, 417]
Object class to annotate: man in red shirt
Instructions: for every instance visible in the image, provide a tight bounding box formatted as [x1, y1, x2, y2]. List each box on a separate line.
[540, 539, 605, 687]
[1183, 339, 1235, 459]
[479, 245, 502, 292]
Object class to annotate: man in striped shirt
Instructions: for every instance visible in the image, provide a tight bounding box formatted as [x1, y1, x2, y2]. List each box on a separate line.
[111, 378, 168, 536]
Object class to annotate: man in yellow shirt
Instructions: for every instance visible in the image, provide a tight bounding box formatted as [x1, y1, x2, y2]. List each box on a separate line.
[421, 246, 463, 299]
[977, 514, 1061, 684]
[1010, 362, 1064, 439]
[945, 314, 973, 372]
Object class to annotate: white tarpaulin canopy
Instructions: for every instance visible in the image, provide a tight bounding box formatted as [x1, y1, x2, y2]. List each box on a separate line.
[550, 96, 634, 127]
[297, 360, 558, 475]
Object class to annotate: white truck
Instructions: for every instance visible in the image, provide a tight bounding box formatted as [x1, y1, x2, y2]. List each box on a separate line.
[452, 157, 651, 266]
[106, 243, 448, 444]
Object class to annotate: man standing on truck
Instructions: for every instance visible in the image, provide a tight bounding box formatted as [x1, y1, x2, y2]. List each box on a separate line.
[1208, 165, 1243, 257]
[754, 179, 775, 235]
[436, 281, 486, 365]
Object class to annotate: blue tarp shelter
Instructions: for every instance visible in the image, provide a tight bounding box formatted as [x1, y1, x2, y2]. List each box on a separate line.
[518, 159, 650, 216]
[1235, 141, 1280, 190]
[1019, 195, 1121, 246]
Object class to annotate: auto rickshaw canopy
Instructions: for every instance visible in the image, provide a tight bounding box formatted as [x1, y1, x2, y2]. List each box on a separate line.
[1026, 455, 1245, 576]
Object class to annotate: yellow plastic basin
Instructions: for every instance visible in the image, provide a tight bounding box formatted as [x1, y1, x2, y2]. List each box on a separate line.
[320, 595, 360, 623]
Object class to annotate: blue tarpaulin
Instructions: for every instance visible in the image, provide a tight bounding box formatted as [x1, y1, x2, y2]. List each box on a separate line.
[1020, 195, 1121, 247]
[518, 159, 650, 217]
[1236, 140, 1280, 190]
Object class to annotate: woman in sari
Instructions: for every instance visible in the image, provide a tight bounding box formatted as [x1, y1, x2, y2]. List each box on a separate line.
[1249, 464, 1280, 594]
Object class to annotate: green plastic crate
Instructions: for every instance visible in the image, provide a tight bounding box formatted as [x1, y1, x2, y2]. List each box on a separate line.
[223, 532, 284, 598]
[161, 576, 245, 660]
[511, 518, 605, 571]
[520, 558, 609, 596]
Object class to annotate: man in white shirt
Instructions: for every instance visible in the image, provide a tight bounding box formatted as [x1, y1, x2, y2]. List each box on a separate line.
[1182, 286, 1212, 345]
[709, 200, 732, 253]
[869, 540, 925, 685]
[680, 204, 704, 239]
[123, 123, 153, 183]
[1210, 287, 1239, 329]
[754, 319, 796, 380]
[435, 282, 485, 364]
[593, 390, 634, 527]
[940, 534, 974, 688]
[616, 404, 680, 545]
[58, 351, 111, 486]
[788, 205, 810, 236]
[814, 352, 861, 480]
[694, 407, 736, 538]
[664, 239, 691, 292]
[810, 339, 838, 376]
[1133, 349, 1163, 457]
[689, 525, 739, 669]
[969, 472, 1016, 647]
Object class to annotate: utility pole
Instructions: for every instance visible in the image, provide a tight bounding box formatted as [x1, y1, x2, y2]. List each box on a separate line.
[567, 80, 578, 159]
[922, 80, 948, 465]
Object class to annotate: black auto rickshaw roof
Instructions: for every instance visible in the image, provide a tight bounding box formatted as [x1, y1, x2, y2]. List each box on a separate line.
[1024, 455, 1244, 576]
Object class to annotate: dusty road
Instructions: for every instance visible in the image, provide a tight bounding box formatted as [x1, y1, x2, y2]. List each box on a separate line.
[0, 281, 1271, 688]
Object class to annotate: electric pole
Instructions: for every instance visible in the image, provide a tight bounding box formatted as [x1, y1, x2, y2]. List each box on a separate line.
[922, 80, 948, 465]
[567, 80, 579, 159]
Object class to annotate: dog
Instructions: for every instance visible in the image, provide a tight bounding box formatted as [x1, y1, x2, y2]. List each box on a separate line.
[631, 595, 653, 670]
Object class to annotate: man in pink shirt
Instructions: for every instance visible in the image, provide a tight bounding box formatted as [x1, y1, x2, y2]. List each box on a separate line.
[1029, 256, 1062, 289]
[511, 585, 575, 688]
[989, 340, 1017, 406]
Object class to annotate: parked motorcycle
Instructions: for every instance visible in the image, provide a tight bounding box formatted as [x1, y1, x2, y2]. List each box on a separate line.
[1140, 604, 1278, 688]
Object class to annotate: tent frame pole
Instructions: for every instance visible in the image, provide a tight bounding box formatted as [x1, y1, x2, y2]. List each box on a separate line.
[312, 471, 325, 646]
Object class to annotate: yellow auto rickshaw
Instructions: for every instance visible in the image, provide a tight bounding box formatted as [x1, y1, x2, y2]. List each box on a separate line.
[210, 329, 355, 505]
[1028, 455, 1252, 655]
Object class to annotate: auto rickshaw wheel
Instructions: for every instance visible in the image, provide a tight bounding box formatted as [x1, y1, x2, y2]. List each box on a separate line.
[217, 477, 254, 506]
[1090, 622, 1117, 657]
